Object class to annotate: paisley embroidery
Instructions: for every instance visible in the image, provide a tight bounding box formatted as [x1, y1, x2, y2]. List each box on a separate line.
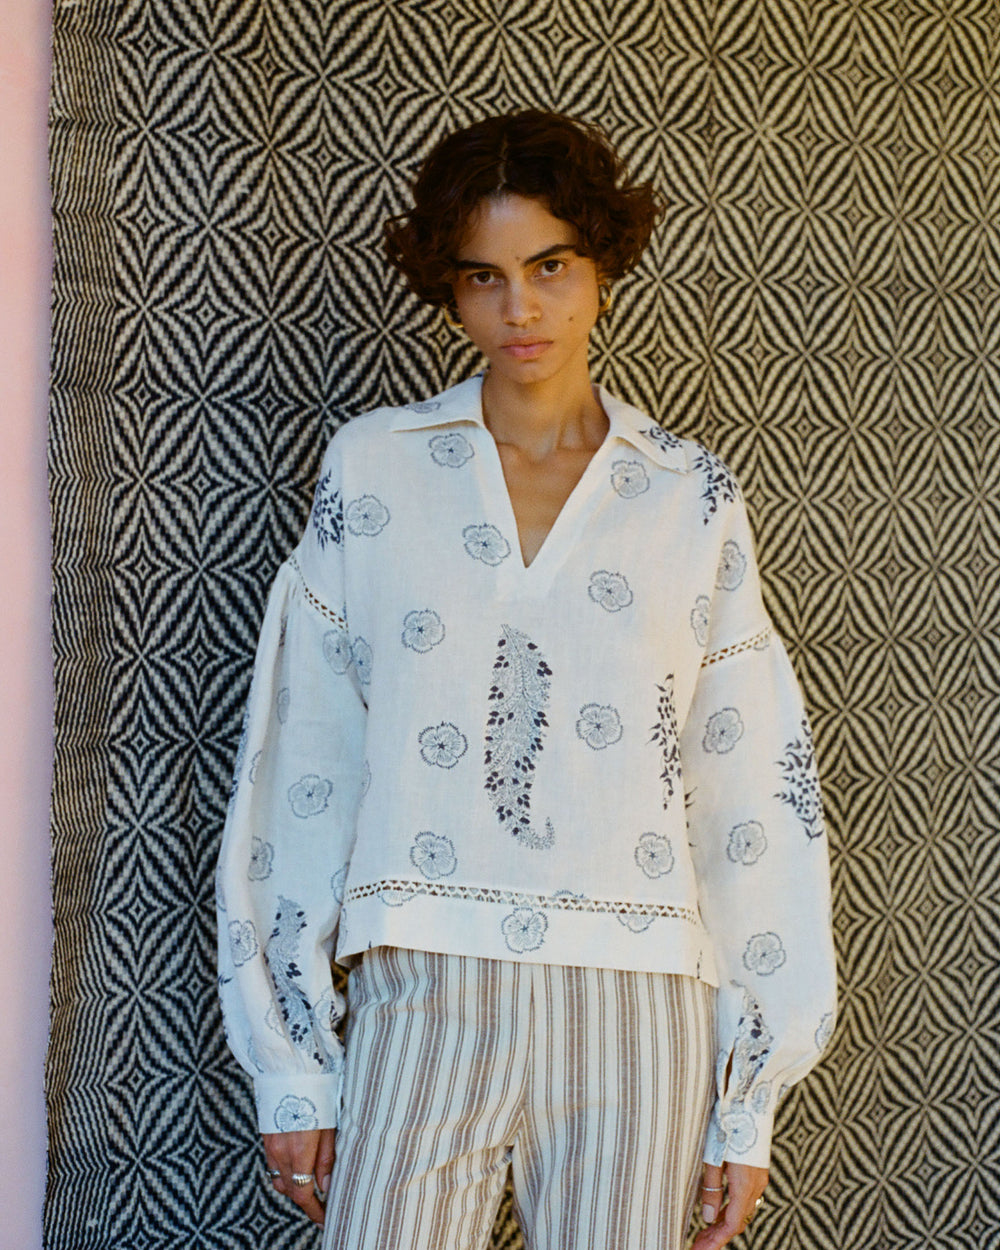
[692, 447, 739, 524]
[484, 625, 554, 849]
[776, 718, 825, 840]
[650, 675, 681, 809]
[263, 896, 334, 1068]
[310, 471, 343, 549]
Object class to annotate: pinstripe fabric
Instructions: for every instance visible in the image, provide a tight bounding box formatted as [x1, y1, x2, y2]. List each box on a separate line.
[323, 948, 715, 1250]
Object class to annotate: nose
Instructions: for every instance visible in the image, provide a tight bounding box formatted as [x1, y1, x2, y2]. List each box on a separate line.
[502, 279, 540, 326]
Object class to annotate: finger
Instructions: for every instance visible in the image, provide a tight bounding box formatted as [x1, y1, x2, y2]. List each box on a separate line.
[289, 1172, 328, 1226]
[700, 1162, 725, 1224]
[315, 1128, 336, 1198]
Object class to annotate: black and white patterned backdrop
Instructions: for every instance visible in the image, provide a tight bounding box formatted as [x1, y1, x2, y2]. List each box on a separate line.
[46, 0, 1000, 1246]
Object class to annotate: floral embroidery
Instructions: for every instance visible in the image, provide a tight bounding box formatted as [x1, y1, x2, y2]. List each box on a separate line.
[274, 1095, 319, 1133]
[719, 1108, 758, 1154]
[379, 887, 416, 906]
[750, 1082, 771, 1114]
[346, 494, 390, 537]
[485, 625, 554, 849]
[228, 919, 257, 967]
[815, 1011, 835, 1050]
[693, 447, 739, 524]
[464, 523, 511, 566]
[618, 913, 655, 933]
[331, 865, 347, 904]
[429, 432, 474, 466]
[248, 837, 274, 881]
[776, 718, 825, 840]
[611, 459, 649, 498]
[401, 609, 445, 652]
[322, 627, 352, 674]
[731, 985, 774, 1099]
[264, 896, 331, 1065]
[288, 774, 333, 817]
[314, 987, 343, 1041]
[743, 932, 787, 975]
[635, 832, 674, 878]
[650, 676, 681, 808]
[716, 539, 747, 590]
[311, 471, 343, 549]
[703, 707, 744, 754]
[418, 722, 468, 768]
[588, 570, 633, 612]
[352, 638, 373, 685]
[406, 399, 441, 413]
[276, 687, 290, 724]
[727, 820, 767, 865]
[691, 595, 711, 647]
[643, 424, 683, 453]
[576, 703, 623, 749]
[410, 831, 457, 879]
[502, 905, 548, 952]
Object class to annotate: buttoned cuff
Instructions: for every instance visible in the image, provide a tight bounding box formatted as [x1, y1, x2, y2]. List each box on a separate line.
[254, 1070, 343, 1135]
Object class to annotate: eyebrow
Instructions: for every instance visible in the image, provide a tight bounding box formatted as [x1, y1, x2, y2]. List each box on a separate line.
[452, 243, 578, 271]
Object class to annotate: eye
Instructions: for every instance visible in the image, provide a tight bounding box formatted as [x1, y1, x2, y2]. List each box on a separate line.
[539, 258, 566, 276]
[465, 270, 495, 287]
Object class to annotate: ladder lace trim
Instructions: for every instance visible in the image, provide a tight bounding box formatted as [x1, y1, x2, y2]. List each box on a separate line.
[701, 624, 772, 668]
[288, 555, 348, 632]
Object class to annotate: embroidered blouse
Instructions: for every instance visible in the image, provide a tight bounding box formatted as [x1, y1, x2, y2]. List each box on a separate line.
[216, 373, 836, 1168]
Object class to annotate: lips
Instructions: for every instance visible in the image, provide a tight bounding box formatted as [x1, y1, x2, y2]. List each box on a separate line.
[501, 338, 552, 359]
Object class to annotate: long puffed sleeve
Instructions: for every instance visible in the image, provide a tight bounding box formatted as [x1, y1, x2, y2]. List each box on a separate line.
[216, 434, 366, 1134]
[680, 490, 836, 1170]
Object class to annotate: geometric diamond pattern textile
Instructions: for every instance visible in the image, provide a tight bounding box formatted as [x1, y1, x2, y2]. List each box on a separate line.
[46, 0, 1000, 1247]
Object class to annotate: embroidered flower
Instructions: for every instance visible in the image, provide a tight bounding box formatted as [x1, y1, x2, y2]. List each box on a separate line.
[732, 986, 773, 1099]
[743, 932, 787, 976]
[418, 722, 468, 768]
[351, 638, 373, 685]
[346, 494, 390, 537]
[502, 906, 548, 952]
[643, 425, 683, 453]
[429, 432, 474, 466]
[410, 831, 457, 879]
[322, 627, 352, 674]
[815, 1012, 835, 1051]
[750, 1082, 772, 1115]
[406, 399, 441, 413]
[228, 919, 258, 967]
[690, 595, 711, 647]
[635, 832, 674, 878]
[330, 865, 347, 904]
[401, 609, 445, 652]
[576, 703, 623, 749]
[703, 707, 744, 753]
[588, 570, 633, 612]
[276, 687, 290, 724]
[310, 471, 343, 549]
[617, 913, 655, 933]
[288, 774, 333, 817]
[727, 820, 767, 865]
[611, 459, 649, 498]
[248, 837, 274, 881]
[776, 718, 825, 840]
[693, 447, 739, 524]
[274, 1095, 318, 1133]
[379, 887, 416, 906]
[716, 539, 747, 590]
[720, 1108, 758, 1154]
[464, 523, 511, 566]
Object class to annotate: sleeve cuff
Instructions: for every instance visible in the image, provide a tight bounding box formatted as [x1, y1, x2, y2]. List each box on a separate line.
[254, 1067, 344, 1135]
[703, 1097, 776, 1170]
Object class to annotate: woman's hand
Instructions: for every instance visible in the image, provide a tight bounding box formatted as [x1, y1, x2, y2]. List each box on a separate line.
[262, 1129, 336, 1225]
[691, 1161, 768, 1249]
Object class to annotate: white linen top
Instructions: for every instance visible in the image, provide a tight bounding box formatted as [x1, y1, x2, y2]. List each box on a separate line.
[216, 373, 836, 1168]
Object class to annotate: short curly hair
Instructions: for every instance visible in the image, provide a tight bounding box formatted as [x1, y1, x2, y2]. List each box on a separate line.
[384, 109, 664, 308]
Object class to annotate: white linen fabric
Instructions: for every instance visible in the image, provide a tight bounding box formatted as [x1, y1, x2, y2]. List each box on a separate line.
[216, 373, 836, 1168]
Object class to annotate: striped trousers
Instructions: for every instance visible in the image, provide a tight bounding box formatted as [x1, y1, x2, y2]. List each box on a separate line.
[323, 947, 716, 1250]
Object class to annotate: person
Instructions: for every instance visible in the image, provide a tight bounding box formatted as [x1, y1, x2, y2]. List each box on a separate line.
[216, 108, 836, 1250]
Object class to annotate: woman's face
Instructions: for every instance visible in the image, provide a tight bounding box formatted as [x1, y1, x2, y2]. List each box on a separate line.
[450, 193, 601, 389]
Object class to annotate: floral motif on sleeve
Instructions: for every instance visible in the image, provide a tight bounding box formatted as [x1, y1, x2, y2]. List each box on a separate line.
[731, 986, 774, 1099]
[322, 626, 352, 674]
[248, 837, 274, 880]
[406, 399, 442, 413]
[288, 774, 333, 818]
[464, 523, 511, 566]
[719, 1108, 758, 1154]
[611, 459, 649, 498]
[418, 722, 468, 768]
[401, 609, 445, 652]
[264, 896, 332, 1065]
[429, 432, 474, 466]
[643, 425, 683, 453]
[776, 718, 825, 840]
[693, 447, 739, 524]
[310, 471, 343, 549]
[409, 831, 457, 879]
[635, 832, 675, 877]
[815, 1011, 835, 1051]
[228, 919, 258, 967]
[576, 703, 623, 749]
[618, 913, 655, 933]
[274, 1095, 319, 1133]
[351, 638, 373, 685]
[715, 539, 747, 590]
[650, 676, 681, 808]
[743, 931, 787, 975]
[502, 906, 548, 952]
[484, 625, 554, 849]
[703, 707, 744, 754]
[588, 570, 633, 612]
[690, 595, 711, 646]
[276, 687, 290, 724]
[330, 865, 347, 904]
[345, 494, 390, 537]
[727, 820, 767, 865]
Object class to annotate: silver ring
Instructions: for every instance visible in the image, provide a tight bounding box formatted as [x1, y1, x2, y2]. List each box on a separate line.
[265, 1168, 281, 1179]
[292, 1172, 314, 1187]
[702, 1185, 724, 1192]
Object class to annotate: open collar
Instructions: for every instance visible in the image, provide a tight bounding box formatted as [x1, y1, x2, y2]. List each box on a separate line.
[390, 374, 689, 474]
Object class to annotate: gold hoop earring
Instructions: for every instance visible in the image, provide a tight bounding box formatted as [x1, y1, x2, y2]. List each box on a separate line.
[597, 284, 613, 316]
[442, 303, 464, 330]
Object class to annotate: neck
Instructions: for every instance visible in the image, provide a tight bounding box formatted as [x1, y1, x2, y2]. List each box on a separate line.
[480, 364, 607, 458]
